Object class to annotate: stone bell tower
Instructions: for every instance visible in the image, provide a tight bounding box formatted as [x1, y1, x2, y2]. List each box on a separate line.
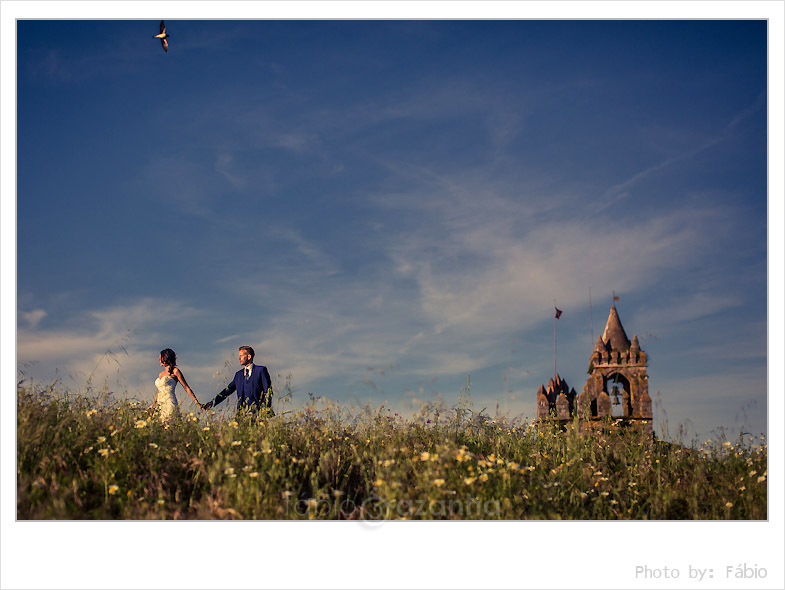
[576, 305, 652, 432]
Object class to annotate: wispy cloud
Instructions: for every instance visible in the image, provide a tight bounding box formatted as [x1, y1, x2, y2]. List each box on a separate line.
[594, 94, 766, 211]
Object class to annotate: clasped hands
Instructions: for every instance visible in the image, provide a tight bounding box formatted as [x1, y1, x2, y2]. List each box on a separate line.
[199, 400, 214, 411]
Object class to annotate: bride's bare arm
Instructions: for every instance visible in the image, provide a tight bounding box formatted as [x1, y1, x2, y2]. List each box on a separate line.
[173, 368, 200, 406]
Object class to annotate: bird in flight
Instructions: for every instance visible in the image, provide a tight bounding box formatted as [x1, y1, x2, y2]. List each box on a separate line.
[153, 20, 169, 52]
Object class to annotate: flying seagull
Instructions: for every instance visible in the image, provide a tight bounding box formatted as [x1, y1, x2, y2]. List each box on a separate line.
[153, 20, 169, 52]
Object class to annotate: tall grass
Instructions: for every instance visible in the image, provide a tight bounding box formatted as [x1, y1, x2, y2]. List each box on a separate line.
[17, 383, 767, 520]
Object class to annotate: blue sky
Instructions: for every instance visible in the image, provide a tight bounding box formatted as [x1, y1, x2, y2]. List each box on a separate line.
[14, 18, 770, 441]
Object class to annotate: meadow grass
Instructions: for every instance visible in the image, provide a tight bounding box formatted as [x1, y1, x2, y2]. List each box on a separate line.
[17, 383, 767, 520]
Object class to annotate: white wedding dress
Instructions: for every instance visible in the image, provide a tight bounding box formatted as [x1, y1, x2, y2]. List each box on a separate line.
[154, 375, 180, 422]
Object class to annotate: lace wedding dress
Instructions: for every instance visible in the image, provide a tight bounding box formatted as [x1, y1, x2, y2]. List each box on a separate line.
[155, 375, 180, 421]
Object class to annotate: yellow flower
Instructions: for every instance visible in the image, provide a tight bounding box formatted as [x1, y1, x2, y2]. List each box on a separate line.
[433, 479, 445, 487]
[96, 436, 106, 443]
[98, 448, 110, 458]
[157, 499, 165, 505]
[108, 484, 119, 495]
[249, 472, 259, 478]
[725, 502, 733, 508]
[757, 476, 766, 483]
[86, 409, 97, 417]
[202, 426, 210, 432]
[420, 452, 430, 461]
[464, 477, 476, 486]
[373, 478, 384, 487]
[148, 443, 158, 449]
[479, 474, 489, 482]
[134, 420, 147, 429]
[749, 470, 757, 477]
[231, 441, 242, 446]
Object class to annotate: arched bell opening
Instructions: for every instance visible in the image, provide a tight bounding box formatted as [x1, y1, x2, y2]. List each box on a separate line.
[605, 373, 631, 417]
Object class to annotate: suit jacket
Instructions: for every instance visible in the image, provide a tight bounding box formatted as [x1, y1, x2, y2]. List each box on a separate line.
[213, 364, 273, 411]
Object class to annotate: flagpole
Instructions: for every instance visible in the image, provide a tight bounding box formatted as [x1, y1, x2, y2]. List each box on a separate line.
[553, 301, 557, 379]
[589, 286, 594, 346]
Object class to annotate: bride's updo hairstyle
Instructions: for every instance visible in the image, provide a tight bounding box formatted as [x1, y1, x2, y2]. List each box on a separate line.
[160, 348, 177, 373]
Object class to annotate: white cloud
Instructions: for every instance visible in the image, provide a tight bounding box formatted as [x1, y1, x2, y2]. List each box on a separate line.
[20, 309, 46, 328]
[17, 298, 201, 395]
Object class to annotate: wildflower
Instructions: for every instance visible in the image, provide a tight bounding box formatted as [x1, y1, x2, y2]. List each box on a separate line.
[148, 443, 158, 449]
[249, 472, 259, 478]
[96, 436, 106, 443]
[373, 478, 384, 487]
[479, 474, 489, 482]
[83, 446, 93, 454]
[230, 421, 239, 428]
[610, 499, 618, 505]
[739, 486, 746, 492]
[157, 499, 165, 505]
[600, 492, 609, 497]
[383, 459, 394, 467]
[725, 502, 733, 508]
[757, 475, 766, 483]
[134, 419, 147, 429]
[98, 448, 110, 458]
[231, 441, 242, 446]
[202, 426, 210, 432]
[433, 479, 445, 487]
[224, 467, 235, 476]
[307, 498, 318, 508]
[723, 441, 731, 447]
[86, 409, 97, 417]
[420, 452, 430, 461]
[126, 490, 133, 497]
[332, 490, 344, 498]
[464, 477, 476, 486]
[282, 491, 293, 498]
[274, 458, 280, 464]
[108, 484, 119, 495]
[749, 470, 757, 477]
[291, 457, 298, 463]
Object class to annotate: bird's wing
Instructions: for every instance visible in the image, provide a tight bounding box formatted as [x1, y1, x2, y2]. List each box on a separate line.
[160, 20, 166, 34]
[162, 38, 168, 52]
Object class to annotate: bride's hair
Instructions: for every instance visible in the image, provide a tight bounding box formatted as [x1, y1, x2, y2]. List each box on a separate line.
[160, 348, 177, 373]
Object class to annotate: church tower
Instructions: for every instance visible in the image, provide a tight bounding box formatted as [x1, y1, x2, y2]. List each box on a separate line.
[576, 305, 652, 432]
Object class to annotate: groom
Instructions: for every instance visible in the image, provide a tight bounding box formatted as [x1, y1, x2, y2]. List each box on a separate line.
[202, 346, 273, 414]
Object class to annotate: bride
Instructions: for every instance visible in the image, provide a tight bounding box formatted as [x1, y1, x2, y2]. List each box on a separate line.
[152, 348, 203, 421]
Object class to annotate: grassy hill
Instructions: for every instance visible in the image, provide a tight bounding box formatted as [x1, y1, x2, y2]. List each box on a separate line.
[16, 384, 767, 520]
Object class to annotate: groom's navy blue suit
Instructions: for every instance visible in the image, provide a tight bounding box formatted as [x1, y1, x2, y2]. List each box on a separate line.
[213, 364, 273, 412]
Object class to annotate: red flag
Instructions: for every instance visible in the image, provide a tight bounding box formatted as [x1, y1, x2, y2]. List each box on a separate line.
[554, 308, 562, 319]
